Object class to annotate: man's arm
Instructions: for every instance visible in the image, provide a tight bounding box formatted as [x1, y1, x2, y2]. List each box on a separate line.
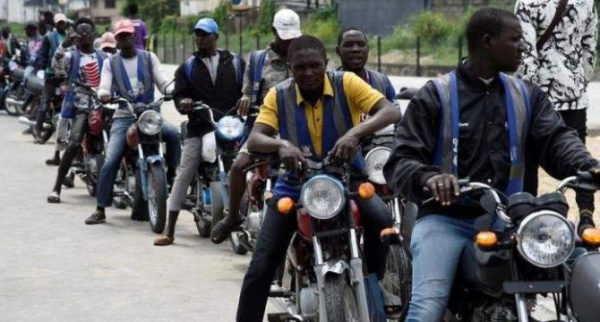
[582, 1, 598, 83]
[383, 82, 443, 201]
[97, 57, 113, 98]
[149, 52, 170, 94]
[529, 84, 598, 177]
[172, 64, 192, 114]
[515, 0, 540, 83]
[51, 46, 70, 77]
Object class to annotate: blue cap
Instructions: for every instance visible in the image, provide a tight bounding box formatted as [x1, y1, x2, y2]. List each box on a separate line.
[194, 18, 219, 34]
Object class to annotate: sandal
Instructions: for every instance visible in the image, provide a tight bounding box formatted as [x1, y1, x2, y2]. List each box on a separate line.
[154, 235, 174, 246]
[211, 218, 244, 245]
[47, 192, 61, 204]
[379, 281, 402, 318]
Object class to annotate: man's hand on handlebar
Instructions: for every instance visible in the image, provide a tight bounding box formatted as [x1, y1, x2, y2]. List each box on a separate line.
[425, 173, 460, 206]
[180, 98, 193, 113]
[328, 132, 360, 163]
[278, 140, 308, 175]
[237, 96, 251, 117]
[99, 95, 111, 104]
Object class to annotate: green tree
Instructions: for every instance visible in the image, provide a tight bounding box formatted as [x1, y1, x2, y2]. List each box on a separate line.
[121, 0, 179, 33]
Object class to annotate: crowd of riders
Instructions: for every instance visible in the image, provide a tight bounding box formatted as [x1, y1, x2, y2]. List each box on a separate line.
[4, 2, 600, 321]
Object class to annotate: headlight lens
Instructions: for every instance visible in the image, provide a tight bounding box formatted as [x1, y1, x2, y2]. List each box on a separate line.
[364, 147, 391, 185]
[216, 116, 244, 141]
[138, 110, 164, 135]
[517, 211, 575, 268]
[300, 175, 345, 220]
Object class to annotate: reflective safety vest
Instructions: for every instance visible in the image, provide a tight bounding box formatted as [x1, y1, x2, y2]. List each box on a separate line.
[248, 49, 268, 106]
[109, 50, 154, 106]
[45, 30, 65, 76]
[61, 50, 107, 118]
[274, 71, 365, 198]
[432, 71, 531, 195]
[366, 68, 395, 101]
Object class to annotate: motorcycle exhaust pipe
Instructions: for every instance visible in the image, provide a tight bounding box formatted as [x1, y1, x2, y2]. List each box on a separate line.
[17, 116, 52, 129]
[5, 97, 24, 109]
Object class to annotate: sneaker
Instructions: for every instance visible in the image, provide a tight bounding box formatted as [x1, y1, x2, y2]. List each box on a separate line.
[85, 211, 106, 225]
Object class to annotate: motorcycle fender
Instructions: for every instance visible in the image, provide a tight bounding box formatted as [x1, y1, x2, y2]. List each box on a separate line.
[145, 155, 164, 166]
[318, 260, 350, 277]
[201, 132, 217, 163]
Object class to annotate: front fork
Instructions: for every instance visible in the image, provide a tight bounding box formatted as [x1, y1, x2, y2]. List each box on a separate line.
[217, 154, 230, 211]
[312, 228, 371, 322]
[137, 142, 165, 199]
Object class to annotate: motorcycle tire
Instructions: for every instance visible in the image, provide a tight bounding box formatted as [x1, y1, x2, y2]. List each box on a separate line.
[112, 163, 130, 209]
[383, 244, 412, 321]
[323, 274, 360, 321]
[131, 168, 149, 221]
[3, 90, 18, 116]
[5, 86, 23, 115]
[195, 216, 211, 238]
[229, 233, 249, 255]
[147, 164, 167, 234]
[86, 182, 96, 197]
[209, 181, 224, 230]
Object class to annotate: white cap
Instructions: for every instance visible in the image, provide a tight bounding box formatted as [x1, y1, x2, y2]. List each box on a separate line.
[54, 13, 67, 24]
[272, 9, 301, 41]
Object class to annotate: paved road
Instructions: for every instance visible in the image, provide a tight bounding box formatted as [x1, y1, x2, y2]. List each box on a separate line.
[0, 113, 268, 321]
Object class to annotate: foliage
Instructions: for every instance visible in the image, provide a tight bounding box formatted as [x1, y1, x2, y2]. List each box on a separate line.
[213, 1, 231, 28]
[256, 0, 276, 35]
[411, 11, 454, 43]
[302, 7, 341, 46]
[381, 24, 417, 52]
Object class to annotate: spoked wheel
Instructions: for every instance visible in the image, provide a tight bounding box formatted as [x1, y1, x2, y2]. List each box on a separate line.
[113, 162, 130, 209]
[147, 164, 167, 234]
[323, 274, 360, 322]
[383, 243, 412, 321]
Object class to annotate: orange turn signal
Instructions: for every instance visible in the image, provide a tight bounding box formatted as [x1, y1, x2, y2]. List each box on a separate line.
[475, 231, 498, 248]
[277, 197, 295, 214]
[358, 182, 375, 200]
[380, 228, 397, 238]
[582, 228, 600, 247]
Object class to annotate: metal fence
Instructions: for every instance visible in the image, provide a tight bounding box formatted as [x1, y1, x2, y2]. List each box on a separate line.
[151, 32, 468, 77]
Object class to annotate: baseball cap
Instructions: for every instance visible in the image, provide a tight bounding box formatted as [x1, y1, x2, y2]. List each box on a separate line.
[54, 13, 67, 24]
[114, 19, 135, 36]
[272, 9, 301, 40]
[100, 32, 117, 49]
[194, 18, 219, 34]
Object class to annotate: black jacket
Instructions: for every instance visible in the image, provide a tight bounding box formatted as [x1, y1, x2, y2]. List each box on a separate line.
[383, 62, 598, 218]
[173, 50, 245, 138]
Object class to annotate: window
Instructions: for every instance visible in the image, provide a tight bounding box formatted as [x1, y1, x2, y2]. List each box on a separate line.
[105, 0, 116, 8]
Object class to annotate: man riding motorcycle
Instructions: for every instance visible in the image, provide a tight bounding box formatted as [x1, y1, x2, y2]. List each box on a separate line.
[236, 35, 401, 321]
[210, 8, 301, 244]
[84, 19, 181, 225]
[34, 13, 70, 151]
[153, 18, 244, 246]
[336, 28, 396, 106]
[1, 26, 19, 61]
[46, 22, 107, 203]
[383, 8, 600, 321]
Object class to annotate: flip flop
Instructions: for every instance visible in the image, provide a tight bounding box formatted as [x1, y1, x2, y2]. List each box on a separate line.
[211, 218, 244, 245]
[47, 192, 61, 204]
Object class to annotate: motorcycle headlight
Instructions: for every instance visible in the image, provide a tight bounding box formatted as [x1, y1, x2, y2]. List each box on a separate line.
[138, 110, 164, 135]
[516, 211, 575, 268]
[216, 116, 244, 141]
[364, 147, 391, 185]
[300, 175, 345, 220]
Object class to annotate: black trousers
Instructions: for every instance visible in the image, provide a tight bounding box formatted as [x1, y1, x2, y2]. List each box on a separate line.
[52, 112, 87, 194]
[35, 78, 61, 133]
[236, 187, 393, 321]
[524, 109, 593, 212]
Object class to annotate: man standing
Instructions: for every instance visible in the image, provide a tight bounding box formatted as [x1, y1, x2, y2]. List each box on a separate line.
[46, 21, 107, 203]
[1, 26, 19, 60]
[126, 3, 149, 50]
[210, 8, 302, 244]
[516, 0, 598, 233]
[153, 18, 244, 246]
[34, 13, 69, 152]
[84, 19, 180, 225]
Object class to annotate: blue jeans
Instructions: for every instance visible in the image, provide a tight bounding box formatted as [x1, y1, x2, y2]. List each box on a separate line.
[406, 214, 504, 322]
[95, 117, 181, 208]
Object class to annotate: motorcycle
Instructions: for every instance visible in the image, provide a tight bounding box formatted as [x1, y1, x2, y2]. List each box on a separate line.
[68, 81, 116, 197]
[183, 102, 244, 239]
[264, 158, 389, 322]
[6, 43, 41, 117]
[17, 74, 65, 143]
[110, 95, 172, 233]
[407, 175, 600, 321]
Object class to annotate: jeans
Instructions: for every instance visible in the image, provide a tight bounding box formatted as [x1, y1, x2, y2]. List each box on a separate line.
[95, 117, 181, 208]
[406, 214, 504, 322]
[236, 191, 393, 321]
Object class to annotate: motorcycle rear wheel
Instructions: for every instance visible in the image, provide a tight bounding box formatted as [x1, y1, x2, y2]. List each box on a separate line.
[323, 274, 360, 322]
[147, 164, 167, 234]
[112, 162, 130, 209]
[383, 244, 412, 321]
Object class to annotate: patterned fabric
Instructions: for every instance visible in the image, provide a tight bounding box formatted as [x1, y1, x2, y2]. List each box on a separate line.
[515, 0, 598, 111]
[241, 44, 290, 102]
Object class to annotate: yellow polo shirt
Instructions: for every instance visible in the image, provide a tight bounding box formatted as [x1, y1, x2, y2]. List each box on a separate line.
[255, 72, 384, 158]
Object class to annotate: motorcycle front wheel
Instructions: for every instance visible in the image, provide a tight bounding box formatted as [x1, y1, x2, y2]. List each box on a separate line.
[131, 168, 149, 221]
[323, 274, 360, 322]
[147, 163, 167, 233]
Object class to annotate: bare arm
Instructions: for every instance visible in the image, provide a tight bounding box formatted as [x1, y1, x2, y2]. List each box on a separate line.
[247, 123, 307, 173]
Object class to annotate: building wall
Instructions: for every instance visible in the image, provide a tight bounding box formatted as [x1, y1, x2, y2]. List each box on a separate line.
[93, 0, 124, 24]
